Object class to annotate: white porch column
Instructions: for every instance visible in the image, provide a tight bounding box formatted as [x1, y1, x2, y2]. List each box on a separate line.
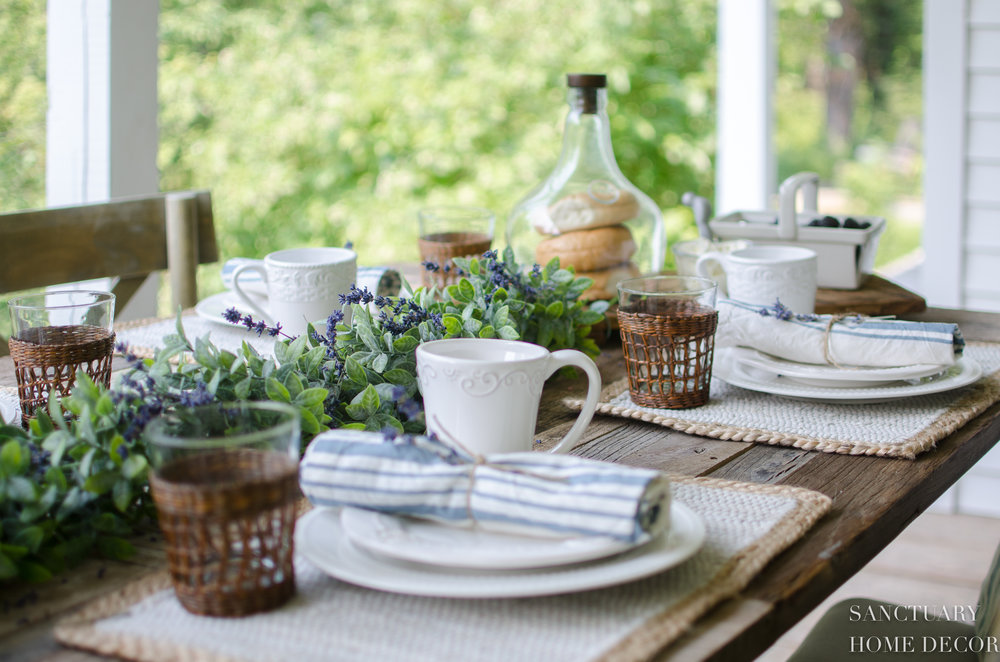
[46, 0, 158, 204]
[716, 0, 775, 213]
[46, 0, 160, 319]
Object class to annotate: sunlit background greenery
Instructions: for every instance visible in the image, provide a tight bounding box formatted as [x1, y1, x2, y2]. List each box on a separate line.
[0, 0, 923, 300]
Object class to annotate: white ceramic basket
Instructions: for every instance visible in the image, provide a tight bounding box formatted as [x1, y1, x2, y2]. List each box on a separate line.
[707, 172, 886, 290]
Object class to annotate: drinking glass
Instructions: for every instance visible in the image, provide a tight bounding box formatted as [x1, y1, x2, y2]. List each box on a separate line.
[7, 290, 115, 425]
[145, 401, 301, 617]
[617, 276, 719, 409]
[417, 206, 495, 288]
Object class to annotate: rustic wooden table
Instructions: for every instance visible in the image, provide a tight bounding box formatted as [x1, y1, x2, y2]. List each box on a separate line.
[2, 307, 999, 662]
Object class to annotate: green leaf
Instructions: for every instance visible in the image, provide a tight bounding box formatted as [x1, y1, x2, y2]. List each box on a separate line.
[44, 466, 68, 491]
[79, 448, 96, 478]
[299, 408, 321, 435]
[294, 387, 328, 409]
[478, 325, 495, 338]
[492, 305, 510, 327]
[550, 269, 573, 284]
[498, 325, 520, 340]
[463, 317, 483, 336]
[0, 552, 17, 580]
[545, 301, 565, 317]
[18, 560, 52, 583]
[112, 479, 132, 513]
[354, 384, 380, 416]
[121, 455, 148, 481]
[41, 430, 71, 466]
[13, 525, 45, 553]
[234, 376, 253, 400]
[344, 356, 366, 385]
[383, 369, 415, 386]
[83, 470, 121, 495]
[96, 536, 135, 561]
[457, 279, 475, 303]
[265, 377, 292, 403]
[371, 352, 389, 373]
[285, 371, 304, 399]
[392, 335, 419, 353]
[7, 476, 38, 502]
[578, 309, 605, 325]
[442, 315, 463, 336]
[0, 439, 25, 475]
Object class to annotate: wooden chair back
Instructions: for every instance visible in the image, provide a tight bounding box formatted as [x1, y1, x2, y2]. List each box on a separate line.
[0, 190, 218, 354]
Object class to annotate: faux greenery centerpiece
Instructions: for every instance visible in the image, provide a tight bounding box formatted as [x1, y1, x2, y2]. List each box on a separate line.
[0, 249, 608, 582]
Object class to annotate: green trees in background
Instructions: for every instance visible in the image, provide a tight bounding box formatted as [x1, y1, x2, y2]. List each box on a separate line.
[0, 0, 923, 272]
[156, 0, 717, 267]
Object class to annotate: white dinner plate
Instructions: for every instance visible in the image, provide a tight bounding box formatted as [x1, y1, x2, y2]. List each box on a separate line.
[0, 399, 18, 425]
[714, 348, 983, 404]
[340, 507, 652, 570]
[297, 502, 705, 598]
[194, 291, 275, 328]
[729, 347, 947, 388]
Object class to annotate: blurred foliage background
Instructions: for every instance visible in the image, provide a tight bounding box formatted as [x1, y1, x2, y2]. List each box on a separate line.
[0, 0, 923, 288]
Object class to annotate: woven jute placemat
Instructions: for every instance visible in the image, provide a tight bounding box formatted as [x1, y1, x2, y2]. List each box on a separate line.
[568, 341, 1000, 460]
[54, 476, 831, 662]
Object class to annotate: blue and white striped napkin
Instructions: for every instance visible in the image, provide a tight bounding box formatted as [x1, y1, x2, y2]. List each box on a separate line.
[299, 430, 671, 542]
[717, 298, 964, 368]
[221, 258, 402, 297]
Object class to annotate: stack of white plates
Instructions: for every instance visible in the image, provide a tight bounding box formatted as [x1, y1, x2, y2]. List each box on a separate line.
[714, 347, 983, 404]
[296, 502, 705, 598]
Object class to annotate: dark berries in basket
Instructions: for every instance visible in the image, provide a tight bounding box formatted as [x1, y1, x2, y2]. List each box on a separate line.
[808, 215, 840, 228]
[842, 217, 871, 229]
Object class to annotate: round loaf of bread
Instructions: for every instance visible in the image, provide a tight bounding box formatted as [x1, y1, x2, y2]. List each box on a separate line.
[577, 262, 642, 301]
[535, 189, 640, 235]
[535, 225, 637, 272]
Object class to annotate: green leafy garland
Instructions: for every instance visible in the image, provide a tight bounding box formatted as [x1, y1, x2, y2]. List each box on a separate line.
[0, 250, 607, 583]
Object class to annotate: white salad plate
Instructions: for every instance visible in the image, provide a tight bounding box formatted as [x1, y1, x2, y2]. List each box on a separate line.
[728, 347, 946, 388]
[297, 502, 706, 598]
[0, 399, 18, 425]
[339, 507, 652, 570]
[194, 291, 274, 328]
[714, 348, 983, 404]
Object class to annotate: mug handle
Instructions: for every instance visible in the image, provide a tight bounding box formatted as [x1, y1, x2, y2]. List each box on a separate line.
[545, 350, 602, 454]
[694, 251, 728, 298]
[231, 263, 271, 321]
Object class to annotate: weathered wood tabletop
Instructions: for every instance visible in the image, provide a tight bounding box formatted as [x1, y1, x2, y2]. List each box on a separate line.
[2, 307, 999, 662]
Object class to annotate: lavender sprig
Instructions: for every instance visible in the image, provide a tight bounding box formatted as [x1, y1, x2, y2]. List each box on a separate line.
[222, 307, 294, 339]
[756, 299, 821, 322]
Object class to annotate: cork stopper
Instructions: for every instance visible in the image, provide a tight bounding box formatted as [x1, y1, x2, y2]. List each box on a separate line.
[566, 73, 606, 114]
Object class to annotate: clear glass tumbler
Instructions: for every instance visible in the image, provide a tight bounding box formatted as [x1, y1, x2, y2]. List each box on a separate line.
[7, 290, 116, 424]
[145, 401, 302, 617]
[617, 276, 719, 409]
[417, 205, 495, 289]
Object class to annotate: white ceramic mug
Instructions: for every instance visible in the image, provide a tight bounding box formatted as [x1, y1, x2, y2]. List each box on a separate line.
[415, 338, 601, 456]
[232, 247, 357, 335]
[695, 245, 818, 313]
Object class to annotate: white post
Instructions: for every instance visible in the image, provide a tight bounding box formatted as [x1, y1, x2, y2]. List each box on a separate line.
[922, 0, 967, 308]
[716, 0, 775, 214]
[46, 0, 160, 318]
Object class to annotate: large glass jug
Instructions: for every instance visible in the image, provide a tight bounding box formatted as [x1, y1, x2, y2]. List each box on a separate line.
[506, 73, 666, 300]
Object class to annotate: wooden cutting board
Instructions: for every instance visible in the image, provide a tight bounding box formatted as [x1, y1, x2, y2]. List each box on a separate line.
[815, 274, 926, 316]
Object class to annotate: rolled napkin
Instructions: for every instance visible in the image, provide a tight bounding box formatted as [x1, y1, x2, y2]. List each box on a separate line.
[221, 258, 402, 297]
[717, 298, 964, 368]
[299, 429, 671, 543]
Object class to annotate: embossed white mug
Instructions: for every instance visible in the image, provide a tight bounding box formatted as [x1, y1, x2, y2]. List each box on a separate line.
[232, 247, 357, 335]
[695, 245, 818, 313]
[415, 338, 601, 456]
